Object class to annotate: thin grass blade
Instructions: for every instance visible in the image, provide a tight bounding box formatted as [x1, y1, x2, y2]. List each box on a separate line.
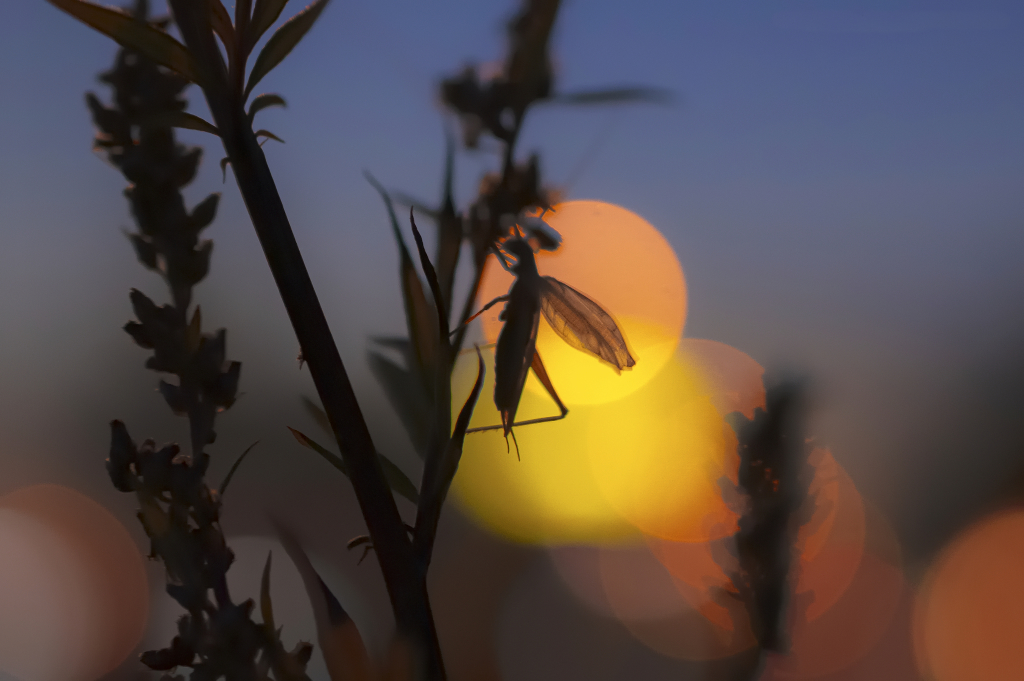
[219, 440, 259, 495]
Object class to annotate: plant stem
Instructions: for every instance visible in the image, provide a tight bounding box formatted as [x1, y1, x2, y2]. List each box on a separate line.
[168, 1, 445, 676]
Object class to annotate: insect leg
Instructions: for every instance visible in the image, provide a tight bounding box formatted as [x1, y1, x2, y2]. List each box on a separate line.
[449, 294, 510, 337]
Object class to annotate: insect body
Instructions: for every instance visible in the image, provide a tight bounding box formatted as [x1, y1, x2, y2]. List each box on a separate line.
[471, 236, 636, 444]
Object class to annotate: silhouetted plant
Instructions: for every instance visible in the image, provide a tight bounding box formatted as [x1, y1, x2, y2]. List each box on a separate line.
[89, 2, 311, 678]
[51, 0, 669, 676]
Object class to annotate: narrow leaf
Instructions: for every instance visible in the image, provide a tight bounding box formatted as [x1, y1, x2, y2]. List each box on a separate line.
[288, 427, 419, 504]
[219, 440, 259, 495]
[409, 211, 449, 338]
[47, 0, 201, 83]
[220, 156, 231, 182]
[209, 1, 235, 55]
[413, 347, 485, 561]
[367, 350, 430, 456]
[255, 129, 285, 144]
[551, 86, 672, 106]
[300, 395, 332, 435]
[379, 455, 421, 506]
[275, 522, 373, 681]
[289, 426, 348, 475]
[141, 110, 219, 136]
[247, 93, 287, 125]
[365, 172, 438, 386]
[244, 0, 331, 100]
[249, 0, 291, 52]
[260, 551, 275, 631]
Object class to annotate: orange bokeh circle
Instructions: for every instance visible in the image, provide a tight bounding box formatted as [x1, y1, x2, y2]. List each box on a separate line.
[914, 508, 1024, 681]
[0, 485, 149, 681]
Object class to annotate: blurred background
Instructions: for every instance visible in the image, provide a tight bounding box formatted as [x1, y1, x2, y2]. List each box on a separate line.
[1, 0, 1023, 679]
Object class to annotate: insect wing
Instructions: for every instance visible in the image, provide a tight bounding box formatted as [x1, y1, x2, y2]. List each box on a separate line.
[494, 279, 542, 435]
[539, 276, 636, 371]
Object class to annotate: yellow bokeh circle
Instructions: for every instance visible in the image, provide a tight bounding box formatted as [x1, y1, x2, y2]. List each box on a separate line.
[476, 200, 686, 405]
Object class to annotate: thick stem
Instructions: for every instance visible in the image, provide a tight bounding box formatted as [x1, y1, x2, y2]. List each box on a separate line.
[168, 2, 445, 677]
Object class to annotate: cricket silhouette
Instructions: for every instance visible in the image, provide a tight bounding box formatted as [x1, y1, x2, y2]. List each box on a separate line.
[461, 220, 636, 454]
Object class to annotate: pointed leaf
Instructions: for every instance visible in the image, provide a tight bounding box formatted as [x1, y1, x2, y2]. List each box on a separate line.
[209, 1, 235, 55]
[220, 156, 231, 182]
[255, 129, 285, 144]
[409, 211, 449, 338]
[260, 551, 275, 631]
[366, 172, 438, 386]
[249, 0, 291, 51]
[141, 110, 219, 136]
[551, 86, 672, 106]
[219, 441, 259, 495]
[289, 426, 348, 475]
[367, 350, 430, 455]
[47, 0, 201, 83]
[247, 93, 287, 125]
[413, 346, 485, 561]
[275, 523, 373, 681]
[288, 428, 419, 504]
[300, 395, 332, 435]
[244, 0, 331, 100]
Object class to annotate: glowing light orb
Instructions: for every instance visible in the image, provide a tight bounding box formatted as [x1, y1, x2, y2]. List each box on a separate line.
[452, 346, 742, 544]
[914, 509, 1024, 681]
[0, 485, 148, 681]
[476, 200, 686, 405]
[586, 355, 739, 542]
[773, 502, 904, 679]
[451, 346, 641, 545]
[677, 339, 765, 420]
[793, 448, 866, 622]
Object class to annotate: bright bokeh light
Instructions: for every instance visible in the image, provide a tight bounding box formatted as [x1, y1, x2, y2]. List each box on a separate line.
[677, 339, 766, 420]
[476, 200, 686, 405]
[451, 345, 643, 544]
[548, 543, 756, 661]
[769, 502, 904, 679]
[586, 355, 739, 543]
[793, 448, 866, 622]
[914, 509, 1024, 681]
[452, 346, 742, 544]
[0, 485, 148, 681]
